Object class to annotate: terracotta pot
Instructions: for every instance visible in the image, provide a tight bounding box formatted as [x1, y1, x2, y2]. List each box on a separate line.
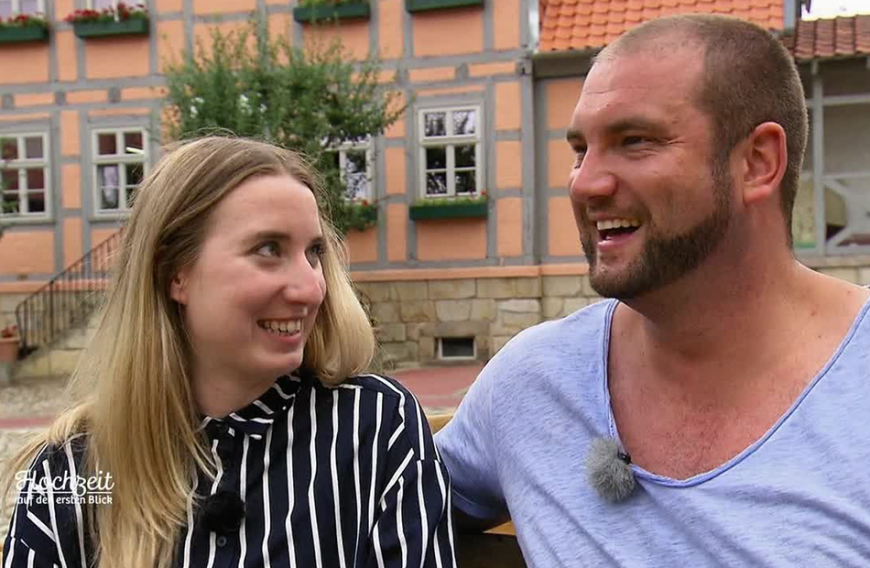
[0, 337, 19, 363]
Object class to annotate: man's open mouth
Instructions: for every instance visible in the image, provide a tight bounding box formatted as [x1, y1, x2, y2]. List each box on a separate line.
[597, 218, 641, 241]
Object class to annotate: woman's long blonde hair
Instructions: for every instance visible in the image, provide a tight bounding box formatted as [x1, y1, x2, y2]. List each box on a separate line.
[3, 136, 376, 567]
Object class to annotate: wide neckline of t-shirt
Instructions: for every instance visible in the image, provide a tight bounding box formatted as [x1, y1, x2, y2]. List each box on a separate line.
[600, 293, 870, 488]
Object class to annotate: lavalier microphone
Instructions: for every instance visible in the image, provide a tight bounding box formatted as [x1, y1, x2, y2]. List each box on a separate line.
[586, 437, 636, 502]
[200, 489, 246, 534]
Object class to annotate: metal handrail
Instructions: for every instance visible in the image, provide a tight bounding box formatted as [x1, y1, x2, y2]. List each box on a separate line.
[14, 231, 122, 357]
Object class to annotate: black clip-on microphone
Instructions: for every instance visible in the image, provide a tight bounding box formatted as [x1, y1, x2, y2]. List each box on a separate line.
[200, 490, 246, 534]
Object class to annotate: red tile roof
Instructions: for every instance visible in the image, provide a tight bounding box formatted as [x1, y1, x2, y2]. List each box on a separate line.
[781, 15, 870, 60]
[539, 0, 785, 52]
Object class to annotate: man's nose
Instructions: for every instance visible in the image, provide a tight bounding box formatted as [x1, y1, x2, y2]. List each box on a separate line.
[568, 150, 617, 203]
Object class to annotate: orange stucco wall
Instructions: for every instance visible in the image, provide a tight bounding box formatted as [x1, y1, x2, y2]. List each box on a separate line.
[385, 147, 406, 196]
[63, 218, 83, 266]
[497, 197, 523, 257]
[547, 78, 584, 130]
[304, 21, 370, 61]
[85, 38, 150, 79]
[548, 197, 582, 257]
[387, 204, 407, 262]
[157, 20, 186, 73]
[0, 45, 49, 84]
[56, 31, 78, 82]
[378, 0, 404, 60]
[156, 0, 184, 12]
[193, 0, 255, 15]
[15, 93, 54, 107]
[416, 220, 487, 261]
[412, 9, 483, 57]
[495, 81, 522, 131]
[496, 141, 523, 189]
[493, 0, 521, 51]
[345, 227, 378, 264]
[548, 139, 573, 190]
[0, 231, 54, 275]
[61, 111, 79, 157]
[62, 164, 81, 209]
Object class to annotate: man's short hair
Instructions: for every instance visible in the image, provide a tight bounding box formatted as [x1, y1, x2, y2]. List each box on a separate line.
[596, 14, 808, 245]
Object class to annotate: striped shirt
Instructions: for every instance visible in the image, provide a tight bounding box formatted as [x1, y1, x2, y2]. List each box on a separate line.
[2, 373, 457, 568]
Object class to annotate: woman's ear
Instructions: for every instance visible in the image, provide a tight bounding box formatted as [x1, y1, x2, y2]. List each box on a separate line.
[170, 272, 188, 305]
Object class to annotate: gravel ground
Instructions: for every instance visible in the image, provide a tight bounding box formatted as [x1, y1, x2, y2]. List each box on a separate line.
[0, 377, 68, 543]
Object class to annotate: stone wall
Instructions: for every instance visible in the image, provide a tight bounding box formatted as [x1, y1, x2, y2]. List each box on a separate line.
[355, 256, 870, 369]
[355, 274, 603, 369]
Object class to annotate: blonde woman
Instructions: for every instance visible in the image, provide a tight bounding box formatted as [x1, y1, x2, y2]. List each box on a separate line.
[2, 137, 456, 568]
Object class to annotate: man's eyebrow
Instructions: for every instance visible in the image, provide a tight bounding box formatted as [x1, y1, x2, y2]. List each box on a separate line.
[566, 128, 585, 146]
[604, 117, 667, 136]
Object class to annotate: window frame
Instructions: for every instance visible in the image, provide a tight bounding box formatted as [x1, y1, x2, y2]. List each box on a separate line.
[91, 127, 149, 217]
[0, 131, 51, 221]
[0, 0, 45, 18]
[85, 0, 122, 9]
[417, 104, 484, 200]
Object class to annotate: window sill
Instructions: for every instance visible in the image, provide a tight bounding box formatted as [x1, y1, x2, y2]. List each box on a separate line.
[409, 200, 488, 221]
[293, 2, 371, 23]
[0, 26, 49, 45]
[0, 215, 53, 226]
[72, 18, 149, 39]
[405, 0, 483, 13]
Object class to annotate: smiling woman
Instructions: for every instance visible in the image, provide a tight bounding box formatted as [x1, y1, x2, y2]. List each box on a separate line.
[1, 137, 456, 568]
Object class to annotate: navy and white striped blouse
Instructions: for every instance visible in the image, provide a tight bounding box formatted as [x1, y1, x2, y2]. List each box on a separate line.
[2, 373, 457, 568]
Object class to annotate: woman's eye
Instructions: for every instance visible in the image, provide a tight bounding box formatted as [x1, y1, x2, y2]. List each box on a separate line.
[256, 241, 281, 257]
[306, 243, 326, 267]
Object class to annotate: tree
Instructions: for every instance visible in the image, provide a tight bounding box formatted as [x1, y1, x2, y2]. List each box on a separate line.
[163, 20, 405, 234]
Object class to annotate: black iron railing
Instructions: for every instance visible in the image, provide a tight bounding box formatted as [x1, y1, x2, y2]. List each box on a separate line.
[15, 231, 122, 356]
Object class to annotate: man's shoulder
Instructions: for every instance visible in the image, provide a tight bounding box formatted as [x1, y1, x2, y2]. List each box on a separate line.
[500, 298, 614, 358]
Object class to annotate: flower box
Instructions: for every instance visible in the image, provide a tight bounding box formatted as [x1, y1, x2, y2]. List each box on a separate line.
[72, 17, 149, 39]
[405, 0, 483, 13]
[293, 1, 371, 23]
[0, 25, 49, 44]
[409, 199, 488, 221]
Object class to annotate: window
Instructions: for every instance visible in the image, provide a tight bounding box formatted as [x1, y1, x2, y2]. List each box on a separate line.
[328, 140, 373, 201]
[418, 106, 482, 199]
[0, 133, 50, 219]
[0, 0, 42, 19]
[92, 129, 147, 215]
[87, 0, 120, 9]
[438, 337, 476, 360]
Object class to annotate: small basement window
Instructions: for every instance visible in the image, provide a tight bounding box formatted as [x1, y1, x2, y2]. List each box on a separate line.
[438, 337, 475, 360]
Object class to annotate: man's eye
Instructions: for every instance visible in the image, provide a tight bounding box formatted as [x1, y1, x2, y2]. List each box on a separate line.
[256, 242, 281, 257]
[623, 136, 648, 146]
[572, 147, 587, 167]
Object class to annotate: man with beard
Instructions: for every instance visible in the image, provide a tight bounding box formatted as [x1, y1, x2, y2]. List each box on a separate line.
[435, 14, 870, 567]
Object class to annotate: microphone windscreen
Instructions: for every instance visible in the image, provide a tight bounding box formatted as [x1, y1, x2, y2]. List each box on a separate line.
[200, 489, 246, 534]
[586, 437, 636, 503]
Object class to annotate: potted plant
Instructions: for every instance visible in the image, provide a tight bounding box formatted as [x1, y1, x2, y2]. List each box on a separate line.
[0, 13, 49, 44]
[66, 2, 149, 39]
[0, 324, 20, 363]
[293, 0, 371, 23]
[409, 191, 488, 221]
[405, 0, 483, 13]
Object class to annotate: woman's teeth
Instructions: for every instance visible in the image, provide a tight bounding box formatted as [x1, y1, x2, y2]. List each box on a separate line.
[258, 319, 302, 335]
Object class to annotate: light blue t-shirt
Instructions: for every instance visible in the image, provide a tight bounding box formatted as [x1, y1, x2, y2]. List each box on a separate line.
[435, 298, 870, 567]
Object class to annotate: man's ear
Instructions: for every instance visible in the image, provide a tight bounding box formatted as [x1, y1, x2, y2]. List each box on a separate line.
[740, 121, 787, 206]
[170, 272, 188, 305]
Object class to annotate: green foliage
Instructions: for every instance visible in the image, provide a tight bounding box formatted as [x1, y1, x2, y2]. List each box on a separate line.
[410, 191, 488, 207]
[163, 20, 403, 234]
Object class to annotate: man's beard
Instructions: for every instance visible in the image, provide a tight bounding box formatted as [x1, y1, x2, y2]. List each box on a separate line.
[581, 161, 732, 300]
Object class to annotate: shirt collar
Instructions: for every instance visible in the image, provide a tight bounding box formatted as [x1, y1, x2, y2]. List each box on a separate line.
[199, 374, 302, 439]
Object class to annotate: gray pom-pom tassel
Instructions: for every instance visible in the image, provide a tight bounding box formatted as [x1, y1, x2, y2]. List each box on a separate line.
[586, 437, 636, 503]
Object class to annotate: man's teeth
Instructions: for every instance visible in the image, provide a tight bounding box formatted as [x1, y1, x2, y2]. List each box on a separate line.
[259, 320, 302, 334]
[596, 218, 641, 231]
